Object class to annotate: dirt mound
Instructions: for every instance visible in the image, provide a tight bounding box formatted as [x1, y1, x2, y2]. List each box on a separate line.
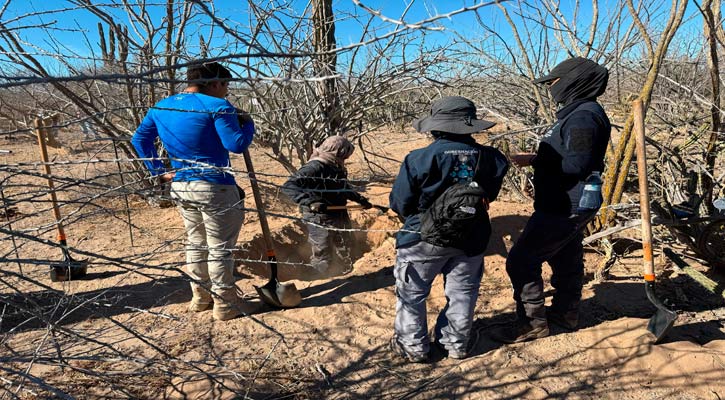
[237, 209, 399, 281]
[365, 210, 400, 248]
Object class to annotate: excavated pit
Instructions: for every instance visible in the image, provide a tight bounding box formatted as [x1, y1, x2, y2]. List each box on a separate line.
[236, 210, 400, 281]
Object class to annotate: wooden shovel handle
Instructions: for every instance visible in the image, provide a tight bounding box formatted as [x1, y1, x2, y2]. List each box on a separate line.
[242, 149, 278, 282]
[327, 204, 389, 212]
[327, 204, 365, 210]
[633, 100, 655, 282]
[35, 118, 66, 241]
[242, 150, 273, 250]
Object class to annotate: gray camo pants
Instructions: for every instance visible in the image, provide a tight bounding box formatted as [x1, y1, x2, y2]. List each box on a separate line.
[301, 208, 353, 274]
[394, 241, 484, 355]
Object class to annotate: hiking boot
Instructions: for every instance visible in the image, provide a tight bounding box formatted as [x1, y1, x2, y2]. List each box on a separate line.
[547, 308, 579, 331]
[433, 338, 472, 360]
[490, 320, 549, 344]
[188, 283, 213, 312]
[390, 336, 428, 363]
[212, 288, 260, 321]
[446, 348, 468, 360]
[434, 341, 468, 360]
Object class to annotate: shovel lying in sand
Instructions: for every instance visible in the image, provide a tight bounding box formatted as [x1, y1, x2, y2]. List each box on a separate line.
[34, 117, 88, 282]
[633, 100, 677, 342]
[242, 150, 301, 308]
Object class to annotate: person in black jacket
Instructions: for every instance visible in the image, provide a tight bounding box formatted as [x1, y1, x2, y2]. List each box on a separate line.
[492, 57, 611, 343]
[389, 96, 509, 362]
[282, 136, 372, 276]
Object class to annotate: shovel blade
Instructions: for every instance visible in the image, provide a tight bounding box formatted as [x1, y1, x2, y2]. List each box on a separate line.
[256, 280, 301, 309]
[256, 284, 283, 308]
[50, 258, 88, 282]
[644, 281, 677, 343]
[647, 308, 677, 343]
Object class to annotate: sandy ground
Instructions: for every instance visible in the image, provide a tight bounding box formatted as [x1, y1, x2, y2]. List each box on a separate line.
[1, 127, 724, 399]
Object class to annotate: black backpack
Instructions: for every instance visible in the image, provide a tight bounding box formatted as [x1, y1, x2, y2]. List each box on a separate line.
[419, 151, 492, 255]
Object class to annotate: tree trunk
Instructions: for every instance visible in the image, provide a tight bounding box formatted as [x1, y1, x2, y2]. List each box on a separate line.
[599, 0, 689, 227]
[701, 0, 722, 213]
[312, 0, 340, 136]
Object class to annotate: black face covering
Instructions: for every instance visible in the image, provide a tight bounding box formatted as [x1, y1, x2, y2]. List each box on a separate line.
[545, 58, 609, 105]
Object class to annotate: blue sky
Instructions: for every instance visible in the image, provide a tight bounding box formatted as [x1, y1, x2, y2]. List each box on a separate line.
[0, 2, 576, 55]
[0, 0, 704, 77]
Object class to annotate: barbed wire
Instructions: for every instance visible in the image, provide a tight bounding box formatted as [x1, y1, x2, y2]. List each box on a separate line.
[1, 0, 723, 396]
[0, 150, 662, 272]
[0, 105, 298, 136]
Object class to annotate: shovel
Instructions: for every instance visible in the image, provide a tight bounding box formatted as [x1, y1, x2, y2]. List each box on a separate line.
[35, 117, 88, 282]
[242, 150, 301, 308]
[633, 100, 677, 342]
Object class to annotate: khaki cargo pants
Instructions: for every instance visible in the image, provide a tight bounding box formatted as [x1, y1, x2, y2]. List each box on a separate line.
[171, 181, 244, 293]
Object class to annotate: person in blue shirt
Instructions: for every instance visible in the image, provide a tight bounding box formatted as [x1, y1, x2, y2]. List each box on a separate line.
[132, 61, 255, 321]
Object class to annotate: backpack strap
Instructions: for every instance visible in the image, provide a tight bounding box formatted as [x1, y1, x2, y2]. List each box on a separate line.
[471, 149, 483, 185]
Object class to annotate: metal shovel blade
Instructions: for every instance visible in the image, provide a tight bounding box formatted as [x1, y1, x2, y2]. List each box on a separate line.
[255, 254, 301, 309]
[645, 282, 677, 343]
[256, 280, 302, 309]
[50, 250, 88, 282]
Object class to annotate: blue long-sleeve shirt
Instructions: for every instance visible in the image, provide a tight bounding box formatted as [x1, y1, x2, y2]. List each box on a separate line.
[131, 92, 254, 185]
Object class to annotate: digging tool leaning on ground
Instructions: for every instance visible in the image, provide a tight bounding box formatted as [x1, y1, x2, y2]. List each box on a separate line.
[491, 57, 612, 344]
[35, 115, 88, 281]
[131, 61, 258, 321]
[242, 149, 302, 309]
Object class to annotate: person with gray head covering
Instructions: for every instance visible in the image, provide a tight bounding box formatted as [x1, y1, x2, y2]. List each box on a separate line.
[389, 96, 509, 362]
[282, 135, 372, 277]
[492, 57, 611, 343]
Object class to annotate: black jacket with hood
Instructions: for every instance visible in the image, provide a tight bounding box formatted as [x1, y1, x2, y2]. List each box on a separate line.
[282, 160, 366, 209]
[389, 134, 509, 252]
[532, 58, 611, 215]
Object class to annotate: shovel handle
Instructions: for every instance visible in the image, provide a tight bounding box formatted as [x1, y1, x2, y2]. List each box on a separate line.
[328, 205, 362, 211]
[241, 150, 277, 280]
[327, 204, 389, 212]
[35, 118, 66, 242]
[633, 100, 655, 282]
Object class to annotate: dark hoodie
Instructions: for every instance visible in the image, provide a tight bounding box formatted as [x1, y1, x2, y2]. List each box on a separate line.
[532, 58, 611, 215]
[389, 134, 509, 252]
[536, 57, 609, 106]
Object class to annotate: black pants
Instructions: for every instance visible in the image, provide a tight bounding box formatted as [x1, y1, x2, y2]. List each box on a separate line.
[302, 208, 354, 274]
[506, 211, 594, 323]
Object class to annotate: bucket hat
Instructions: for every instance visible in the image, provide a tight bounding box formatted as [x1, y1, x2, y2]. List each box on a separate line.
[413, 96, 495, 134]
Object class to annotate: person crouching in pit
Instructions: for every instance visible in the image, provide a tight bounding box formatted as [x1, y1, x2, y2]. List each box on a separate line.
[282, 136, 373, 277]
